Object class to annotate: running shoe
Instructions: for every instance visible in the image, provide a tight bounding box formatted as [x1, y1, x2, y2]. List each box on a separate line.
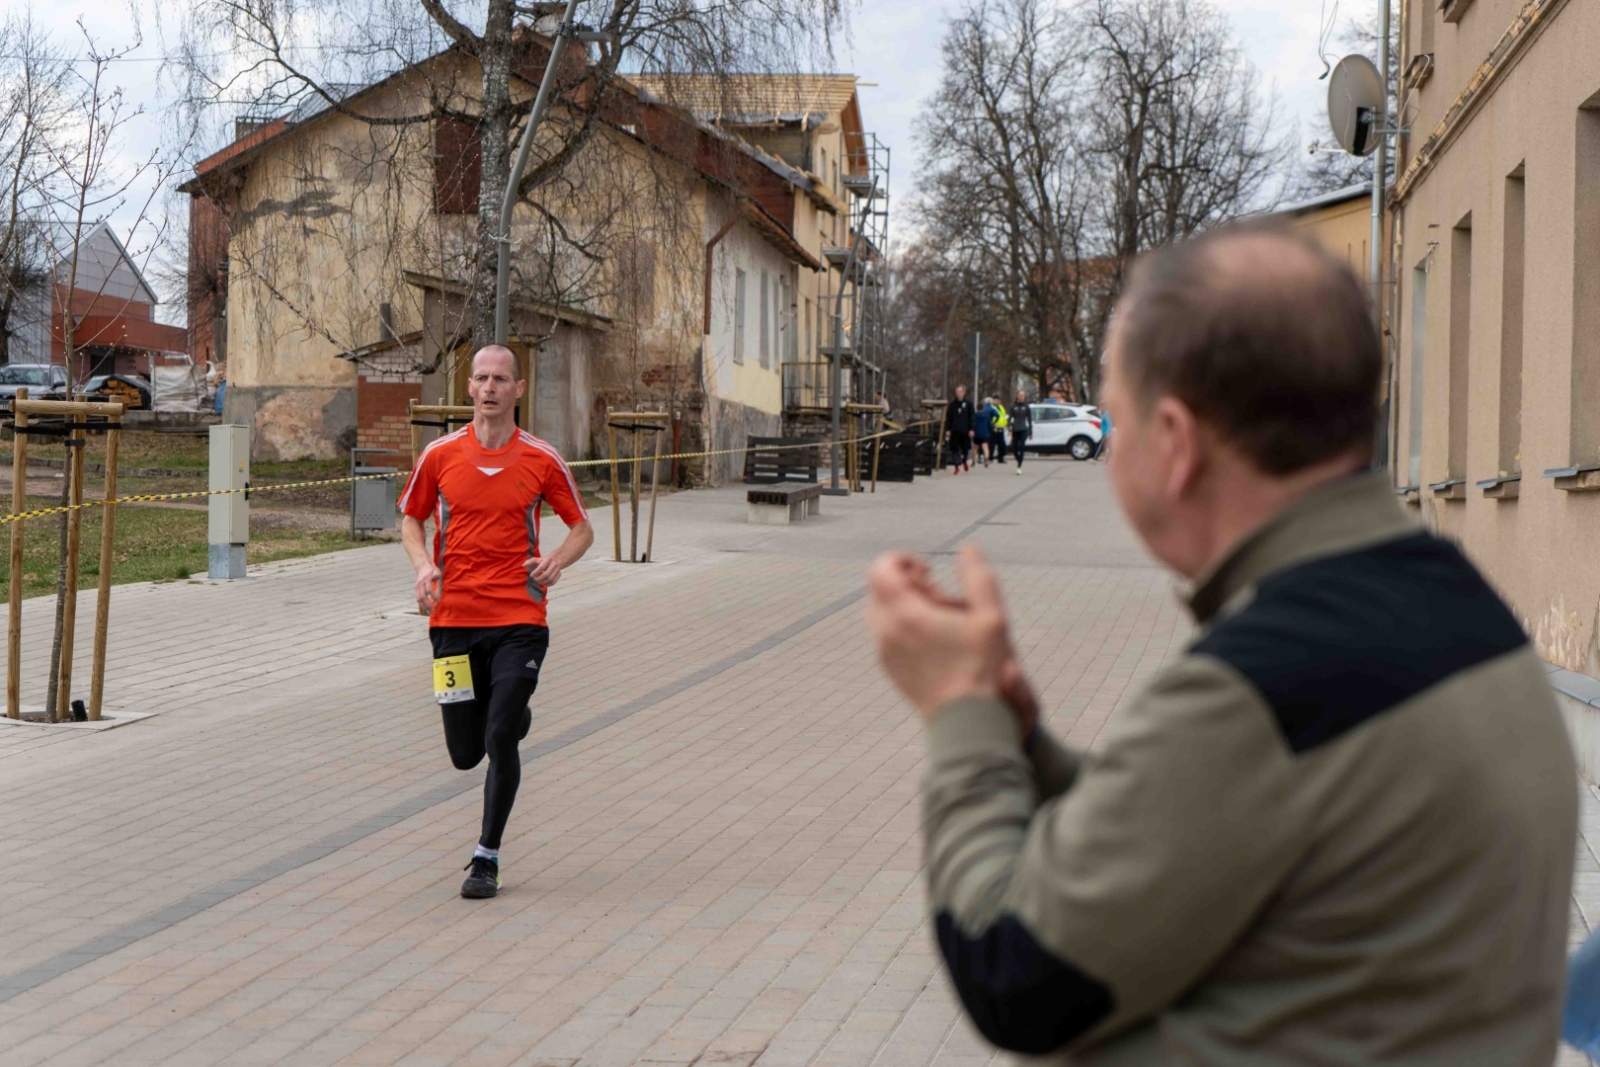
[461, 855, 500, 898]
[1016, 467, 1022, 476]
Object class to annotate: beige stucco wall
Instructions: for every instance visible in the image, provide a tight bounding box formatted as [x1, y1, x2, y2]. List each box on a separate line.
[218, 55, 725, 462]
[1289, 197, 1375, 278]
[1393, 0, 1600, 672]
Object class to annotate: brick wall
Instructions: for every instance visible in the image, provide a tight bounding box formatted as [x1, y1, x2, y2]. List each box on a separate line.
[356, 352, 424, 465]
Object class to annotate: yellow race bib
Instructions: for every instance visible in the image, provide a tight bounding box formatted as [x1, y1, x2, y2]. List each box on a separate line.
[432, 655, 475, 704]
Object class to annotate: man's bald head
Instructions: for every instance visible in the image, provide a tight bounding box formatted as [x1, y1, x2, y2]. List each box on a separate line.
[1113, 222, 1381, 474]
[471, 345, 520, 378]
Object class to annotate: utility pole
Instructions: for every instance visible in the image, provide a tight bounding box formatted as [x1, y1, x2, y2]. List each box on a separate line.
[1371, 0, 1392, 470]
[972, 331, 982, 400]
[1369, 0, 1389, 317]
[494, 0, 583, 347]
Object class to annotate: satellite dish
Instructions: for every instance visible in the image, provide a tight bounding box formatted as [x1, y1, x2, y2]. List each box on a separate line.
[1327, 54, 1384, 157]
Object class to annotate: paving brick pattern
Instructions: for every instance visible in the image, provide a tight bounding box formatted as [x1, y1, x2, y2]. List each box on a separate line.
[0, 459, 1592, 1066]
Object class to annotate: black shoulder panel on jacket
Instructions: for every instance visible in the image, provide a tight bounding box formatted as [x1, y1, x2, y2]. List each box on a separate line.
[1191, 533, 1527, 754]
[935, 911, 1114, 1054]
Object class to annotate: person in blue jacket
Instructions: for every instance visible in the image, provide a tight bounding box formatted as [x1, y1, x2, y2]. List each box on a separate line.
[1565, 925, 1600, 1058]
[973, 398, 994, 467]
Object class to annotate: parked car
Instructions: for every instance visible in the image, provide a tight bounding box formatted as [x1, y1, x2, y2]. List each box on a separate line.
[0, 363, 67, 403]
[82, 373, 152, 411]
[1028, 403, 1102, 460]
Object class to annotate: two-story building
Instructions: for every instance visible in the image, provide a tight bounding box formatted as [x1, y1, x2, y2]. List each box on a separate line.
[1387, 0, 1600, 762]
[181, 37, 883, 484]
[7, 220, 187, 380]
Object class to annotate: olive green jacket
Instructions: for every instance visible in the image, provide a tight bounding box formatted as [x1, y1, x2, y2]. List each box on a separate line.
[923, 473, 1577, 1065]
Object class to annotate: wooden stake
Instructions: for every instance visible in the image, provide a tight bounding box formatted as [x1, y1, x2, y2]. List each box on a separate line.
[7, 388, 27, 720]
[871, 421, 882, 494]
[629, 424, 641, 563]
[54, 413, 85, 723]
[645, 424, 663, 563]
[607, 414, 621, 563]
[88, 422, 120, 721]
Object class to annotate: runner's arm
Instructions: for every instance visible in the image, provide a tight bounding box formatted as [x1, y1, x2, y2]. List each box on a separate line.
[527, 519, 593, 587]
[401, 515, 441, 612]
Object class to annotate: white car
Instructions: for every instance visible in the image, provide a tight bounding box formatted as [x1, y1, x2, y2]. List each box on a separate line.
[1027, 403, 1103, 460]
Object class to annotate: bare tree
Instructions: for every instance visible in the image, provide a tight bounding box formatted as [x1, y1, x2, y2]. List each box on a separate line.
[0, 13, 71, 366]
[908, 0, 1284, 405]
[33, 22, 194, 720]
[1083, 0, 1289, 396]
[914, 0, 1095, 401]
[173, 0, 847, 354]
[875, 245, 970, 417]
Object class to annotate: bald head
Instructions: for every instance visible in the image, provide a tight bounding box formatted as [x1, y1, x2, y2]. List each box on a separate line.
[471, 345, 519, 378]
[1113, 222, 1381, 474]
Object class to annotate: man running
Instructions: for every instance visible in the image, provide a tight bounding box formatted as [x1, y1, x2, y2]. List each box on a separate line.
[1009, 388, 1031, 475]
[400, 344, 594, 899]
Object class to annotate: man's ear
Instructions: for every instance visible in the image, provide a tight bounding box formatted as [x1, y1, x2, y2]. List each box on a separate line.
[516, 379, 528, 399]
[1154, 395, 1205, 502]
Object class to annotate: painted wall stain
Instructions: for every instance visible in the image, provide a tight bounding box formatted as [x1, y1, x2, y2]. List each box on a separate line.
[1531, 595, 1600, 675]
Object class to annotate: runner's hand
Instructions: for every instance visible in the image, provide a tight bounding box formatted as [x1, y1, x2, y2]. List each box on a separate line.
[527, 555, 562, 588]
[414, 561, 441, 614]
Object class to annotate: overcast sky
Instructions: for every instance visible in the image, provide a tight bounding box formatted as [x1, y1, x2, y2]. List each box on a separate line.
[32, 0, 1351, 301]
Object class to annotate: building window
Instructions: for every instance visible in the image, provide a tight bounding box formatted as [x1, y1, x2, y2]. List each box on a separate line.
[759, 269, 770, 369]
[1573, 104, 1600, 465]
[433, 116, 481, 215]
[620, 237, 656, 321]
[1499, 167, 1525, 476]
[1447, 215, 1472, 481]
[1408, 260, 1428, 489]
[733, 268, 746, 365]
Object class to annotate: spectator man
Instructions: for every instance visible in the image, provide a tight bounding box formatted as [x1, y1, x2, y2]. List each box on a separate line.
[945, 386, 975, 473]
[866, 224, 1577, 1064]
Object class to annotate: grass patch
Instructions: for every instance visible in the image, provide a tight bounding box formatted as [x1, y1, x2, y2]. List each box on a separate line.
[1, 496, 368, 599]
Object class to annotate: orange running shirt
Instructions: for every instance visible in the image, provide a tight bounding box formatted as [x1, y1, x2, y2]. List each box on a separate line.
[400, 425, 588, 628]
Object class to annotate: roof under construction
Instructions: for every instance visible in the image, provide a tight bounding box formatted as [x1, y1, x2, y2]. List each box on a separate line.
[629, 73, 859, 126]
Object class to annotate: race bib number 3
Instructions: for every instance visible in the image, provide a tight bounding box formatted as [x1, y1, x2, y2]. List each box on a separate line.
[433, 655, 476, 704]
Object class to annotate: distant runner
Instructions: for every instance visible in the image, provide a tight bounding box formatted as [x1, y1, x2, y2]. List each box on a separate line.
[1009, 388, 1032, 475]
[400, 345, 594, 899]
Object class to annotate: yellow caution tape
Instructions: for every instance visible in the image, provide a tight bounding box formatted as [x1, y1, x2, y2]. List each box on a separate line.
[0, 421, 936, 526]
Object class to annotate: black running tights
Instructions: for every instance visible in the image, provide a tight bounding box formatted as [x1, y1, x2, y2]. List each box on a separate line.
[431, 624, 549, 850]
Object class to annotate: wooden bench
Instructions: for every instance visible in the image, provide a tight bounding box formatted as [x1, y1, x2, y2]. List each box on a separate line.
[743, 436, 819, 484]
[747, 482, 823, 525]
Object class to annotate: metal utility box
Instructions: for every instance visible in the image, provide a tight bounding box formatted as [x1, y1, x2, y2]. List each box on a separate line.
[208, 425, 249, 578]
[350, 448, 398, 535]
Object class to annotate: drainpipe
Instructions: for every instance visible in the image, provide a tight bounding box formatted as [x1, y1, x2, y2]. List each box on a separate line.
[1371, 0, 1391, 470]
[701, 211, 741, 484]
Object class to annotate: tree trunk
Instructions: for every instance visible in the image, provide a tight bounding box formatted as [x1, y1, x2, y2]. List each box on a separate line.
[471, 0, 517, 348]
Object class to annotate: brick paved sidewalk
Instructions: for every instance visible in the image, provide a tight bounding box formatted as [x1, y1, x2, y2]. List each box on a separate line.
[0, 459, 1592, 1066]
